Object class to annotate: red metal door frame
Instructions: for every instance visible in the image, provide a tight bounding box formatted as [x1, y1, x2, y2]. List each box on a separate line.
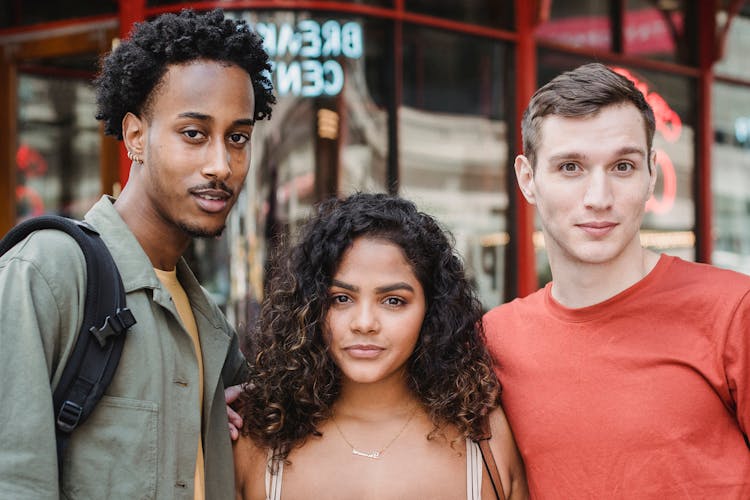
[117, 0, 146, 189]
[696, 0, 716, 264]
[514, 0, 538, 297]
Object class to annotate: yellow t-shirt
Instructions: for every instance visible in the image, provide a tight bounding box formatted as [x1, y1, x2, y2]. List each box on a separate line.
[154, 268, 205, 500]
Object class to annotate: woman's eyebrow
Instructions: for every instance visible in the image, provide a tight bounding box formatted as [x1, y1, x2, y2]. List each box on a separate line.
[331, 279, 357, 292]
[375, 282, 414, 294]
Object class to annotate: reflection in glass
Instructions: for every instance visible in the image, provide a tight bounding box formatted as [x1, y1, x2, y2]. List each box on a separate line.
[404, 0, 513, 30]
[535, 0, 697, 65]
[16, 66, 101, 222]
[715, 10, 750, 81]
[0, 1, 116, 28]
[623, 0, 696, 65]
[535, 0, 611, 50]
[400, 26, 512, 309]
[712, 82, 750, 275]
[147, 0, 393, 5]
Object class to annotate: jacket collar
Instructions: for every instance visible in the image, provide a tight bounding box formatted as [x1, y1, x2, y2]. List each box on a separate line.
[84, 196, 222, 329]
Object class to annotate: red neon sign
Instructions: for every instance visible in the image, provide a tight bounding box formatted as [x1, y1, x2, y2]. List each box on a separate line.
[612, 67, 682, 143]
[15, 144, 48, 220]
[612, 67, 680, 215]
[16, 143, 48, 177]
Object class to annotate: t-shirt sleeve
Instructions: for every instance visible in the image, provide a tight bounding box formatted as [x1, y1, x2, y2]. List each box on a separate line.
[724, 288, 750, 440]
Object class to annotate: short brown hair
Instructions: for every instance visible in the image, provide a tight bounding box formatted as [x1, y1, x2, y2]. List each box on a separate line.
[521, 63, 655, 169]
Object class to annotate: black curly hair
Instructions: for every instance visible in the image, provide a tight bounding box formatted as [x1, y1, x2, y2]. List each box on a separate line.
[239, 193, 500, 460]
[95, 8, 275, 139]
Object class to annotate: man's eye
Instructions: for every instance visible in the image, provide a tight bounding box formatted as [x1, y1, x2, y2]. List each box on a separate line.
[229, 133, 249, 144]
[560, 162, 578, 172]
[183, 130, 204, 139]
[615, 162, 633, 172]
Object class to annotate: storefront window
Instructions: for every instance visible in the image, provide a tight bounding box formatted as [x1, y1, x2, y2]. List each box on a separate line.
[712, 7, 750, 275]
[623, 0, 696, 65]
[404, 0, 513, 31]
[0, 1, 116, 28]
[535, 0, 611, 50]
[534, 51, 697, 286]
[147, 0, 393, 6]
[16, 57, 101, 222]
[536, 0, 697, 65]
[400, 25, 512, 309]
[712, 89, 750, 274]
[715, 7, 750, 81]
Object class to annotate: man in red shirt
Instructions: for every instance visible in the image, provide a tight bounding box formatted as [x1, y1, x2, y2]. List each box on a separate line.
[484, 62, 749, 499]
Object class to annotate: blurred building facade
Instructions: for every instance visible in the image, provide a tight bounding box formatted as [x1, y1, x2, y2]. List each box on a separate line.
[1, 0, 749, 326]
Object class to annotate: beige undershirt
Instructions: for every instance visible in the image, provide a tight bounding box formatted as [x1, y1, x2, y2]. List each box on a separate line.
[154, 268, 205, 500]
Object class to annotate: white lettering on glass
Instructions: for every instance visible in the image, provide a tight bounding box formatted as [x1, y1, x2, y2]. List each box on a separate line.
[253, 19, 364, 97]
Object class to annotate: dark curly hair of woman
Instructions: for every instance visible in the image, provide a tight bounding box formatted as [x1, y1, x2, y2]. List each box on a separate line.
[94, 8, 275, 139]
[239, 192, 500, 460]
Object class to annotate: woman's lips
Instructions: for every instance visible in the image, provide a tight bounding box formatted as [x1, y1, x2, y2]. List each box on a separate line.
[344, 344, 385, 359]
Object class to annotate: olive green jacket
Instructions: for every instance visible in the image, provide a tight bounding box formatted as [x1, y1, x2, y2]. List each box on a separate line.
[0, 196, 248, 499]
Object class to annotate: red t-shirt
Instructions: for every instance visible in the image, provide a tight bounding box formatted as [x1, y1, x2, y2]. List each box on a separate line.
[484, 254, 750, 499]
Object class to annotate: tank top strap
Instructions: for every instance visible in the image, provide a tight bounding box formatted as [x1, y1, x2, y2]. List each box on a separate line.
[466, 438, 482, 500]
[264, 449, 284, 500]
[265, 441, 482, 499]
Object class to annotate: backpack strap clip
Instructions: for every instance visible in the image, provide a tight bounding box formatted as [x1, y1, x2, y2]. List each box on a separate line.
[56, 400, 84, 433]
[91, 307, 136, 347]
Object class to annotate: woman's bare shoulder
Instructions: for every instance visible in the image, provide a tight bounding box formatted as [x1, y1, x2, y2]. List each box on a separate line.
[233, 434, 268, 500]
[487, 406, 529, 500]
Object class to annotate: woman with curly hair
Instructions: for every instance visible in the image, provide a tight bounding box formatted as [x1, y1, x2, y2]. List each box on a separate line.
[234, 193, 528, 499]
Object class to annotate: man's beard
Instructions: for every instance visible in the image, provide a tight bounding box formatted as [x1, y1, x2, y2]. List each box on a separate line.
[178, 221, 226, 239]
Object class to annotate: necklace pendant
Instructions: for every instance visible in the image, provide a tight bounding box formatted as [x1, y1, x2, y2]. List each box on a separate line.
[352, 448, 381, 459]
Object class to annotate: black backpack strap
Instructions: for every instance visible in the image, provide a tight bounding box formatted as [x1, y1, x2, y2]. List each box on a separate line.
[0, 215, 136, 476]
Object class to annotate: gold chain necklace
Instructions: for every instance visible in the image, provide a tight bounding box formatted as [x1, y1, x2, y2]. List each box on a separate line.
[331, 407, 418, 459]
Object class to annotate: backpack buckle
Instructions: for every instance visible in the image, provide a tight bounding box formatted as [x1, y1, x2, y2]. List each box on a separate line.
[56, 400, 84, 433]
[90, 307, 136, 347]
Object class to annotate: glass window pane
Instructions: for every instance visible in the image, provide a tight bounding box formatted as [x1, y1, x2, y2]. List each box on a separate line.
[623, 0, 697, 66]
[404, 0, 513, 31]
[16, 57, 101, 222]
[535, 0, 611, 51]
[712, 82, 750, 274]
[534, 51, 697, 286]
[0, 1, 116, 28]
[147, 0, 393, 6]
[715, 8, 750, 80]
[400, 26, 512, 309]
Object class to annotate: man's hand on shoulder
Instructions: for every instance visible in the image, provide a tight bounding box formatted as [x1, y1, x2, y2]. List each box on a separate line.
[225, 384, 246, 441]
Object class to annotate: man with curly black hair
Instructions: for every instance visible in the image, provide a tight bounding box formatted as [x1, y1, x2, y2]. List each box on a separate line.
[0, 9, 274, 498]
